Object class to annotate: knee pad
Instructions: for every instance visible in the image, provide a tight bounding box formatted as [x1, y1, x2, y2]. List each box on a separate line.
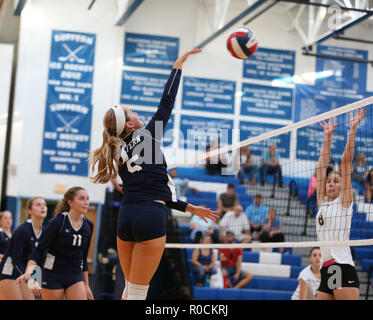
[121, 279, 129, 300]
[127, 282, 149, 300]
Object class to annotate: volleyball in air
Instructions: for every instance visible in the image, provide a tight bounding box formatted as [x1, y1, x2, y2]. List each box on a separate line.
[226, 27, 258, 59]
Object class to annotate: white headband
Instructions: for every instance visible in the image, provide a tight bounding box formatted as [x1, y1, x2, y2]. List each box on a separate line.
[110, 105, 126, 136]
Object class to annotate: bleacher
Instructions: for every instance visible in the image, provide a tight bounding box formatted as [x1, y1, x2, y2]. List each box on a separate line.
[187, 248, 302, 300]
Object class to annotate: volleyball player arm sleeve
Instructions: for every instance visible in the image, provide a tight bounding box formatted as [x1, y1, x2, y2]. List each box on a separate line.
[28, 216, 61, 266]
[165, 199, 188, 212]
[145, 68, 182, 136]
[82, 220, 94, 272]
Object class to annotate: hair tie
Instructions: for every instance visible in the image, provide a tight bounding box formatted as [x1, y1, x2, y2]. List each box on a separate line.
[110, 105, 126, 136]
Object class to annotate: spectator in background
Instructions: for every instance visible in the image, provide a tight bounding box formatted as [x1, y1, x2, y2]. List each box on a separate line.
[259, 209, 285, 253]
[205, 139, 227, 176]
[219, 231, 253, 289]
[217, 184, 238, 219]
[169, 168, 200, 199]
[244, 194, 268, 240]
[260, 144, 283, 187]
[234, 145, 258, 185]
[365, 169, 373, 203]
[0, 211, 12, 261]
[291, 247, 321, 300]
[189, 205, 219, 243]
[219, 205, 251, 243]
[352, 152, 368, 186]
[191, 235, 217, 287]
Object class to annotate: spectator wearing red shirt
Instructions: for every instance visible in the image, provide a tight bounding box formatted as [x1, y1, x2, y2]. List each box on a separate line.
[219, 231, 252, 288]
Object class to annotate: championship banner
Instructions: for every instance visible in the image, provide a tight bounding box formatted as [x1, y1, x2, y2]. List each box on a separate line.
[179, 115, 233, 150]
[124, 32, 179, 70]
[294, 84, 373, 164]
[121, 71, 169, 107]
[181, 77, 236, 114]
[241, 83, 293, 120]
[41, 30, 96, 176]
[243, 47, 295, 82]
[315, 45, 368, 94]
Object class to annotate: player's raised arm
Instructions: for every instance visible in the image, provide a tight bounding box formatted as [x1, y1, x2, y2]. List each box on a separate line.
[316, 118, 337, 208]
[145, 48, 202, 136]
[340, 107, 366, 208]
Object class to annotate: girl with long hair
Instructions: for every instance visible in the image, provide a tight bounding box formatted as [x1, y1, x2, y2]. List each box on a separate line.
[90, 48, 218, 300]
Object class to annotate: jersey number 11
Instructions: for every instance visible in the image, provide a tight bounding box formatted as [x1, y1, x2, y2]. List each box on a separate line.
[72, 234, 82, 246]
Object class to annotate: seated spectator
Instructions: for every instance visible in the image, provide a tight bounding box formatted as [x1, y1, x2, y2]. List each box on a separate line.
[258, 209, 285, 253]
[244, 194, 268, 239]
[169, 168, 200, 199]
[189, 207, 219, 243]
[219, 231, 253, 289]
[260, 144, 283, 187]
[352, 152, 368, 186]
[291, 247, 321, 300]
[191, 235, 217, 287]
[234, 145, 258, 185]
[306, 171, 317, 216]
[219, 205, 251, 243]
[217, 184, 238, 219]
[365, 169, 373, 203]
[205, 139, 227, 176]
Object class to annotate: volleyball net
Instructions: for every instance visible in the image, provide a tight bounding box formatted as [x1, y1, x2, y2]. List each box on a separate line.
[165, 96, 373, 250]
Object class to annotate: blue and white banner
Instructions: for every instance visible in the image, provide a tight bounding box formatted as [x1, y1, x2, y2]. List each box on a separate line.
[121, 71, 169, 107]
[134, 109, 174, 147]
[243, 47, 295, 82]
[294, 84, 370, 122]
[181, 77, 236, 114]
[41, 30, 96, 176]
[239, 121, 290, 159]
[179, 115, 233, 150]
[315, 45, 368, 94]
[124, 32, 179, 70]
[241, 83, 293, 120]
[294, 84, 373, 164]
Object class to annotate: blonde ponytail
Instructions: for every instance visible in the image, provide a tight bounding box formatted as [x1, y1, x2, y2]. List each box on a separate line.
[90, 108, 124, 184]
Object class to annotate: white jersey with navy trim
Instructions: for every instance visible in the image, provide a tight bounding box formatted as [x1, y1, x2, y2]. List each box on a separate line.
[118, 68, 186, 211]
[315, 196, 354, 266]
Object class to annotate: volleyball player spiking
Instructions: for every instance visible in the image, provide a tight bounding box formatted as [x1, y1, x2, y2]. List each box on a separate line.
[0, 197, 46, 300]
[90, 48, 219, 300]
[315, 107, 366, 300]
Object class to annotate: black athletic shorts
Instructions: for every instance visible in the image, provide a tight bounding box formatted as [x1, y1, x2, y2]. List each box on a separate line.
[117, 200, 168, 242]
[42, 269, 83, 290]
[317, 263, 359, 295]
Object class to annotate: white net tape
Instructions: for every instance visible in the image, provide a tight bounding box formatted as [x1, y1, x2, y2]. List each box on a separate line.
[165, 239, 373, 249]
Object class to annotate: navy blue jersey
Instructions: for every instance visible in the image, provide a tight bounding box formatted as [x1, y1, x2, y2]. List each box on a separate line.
[29, 212, 93, 273]
[0, 229, 10, 255]
[0, 220, 42, 275]
[118, 68, 187, 212]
